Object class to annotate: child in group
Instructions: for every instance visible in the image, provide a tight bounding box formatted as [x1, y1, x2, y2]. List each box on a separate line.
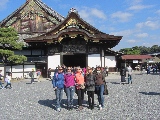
[4, 73, 12, 89]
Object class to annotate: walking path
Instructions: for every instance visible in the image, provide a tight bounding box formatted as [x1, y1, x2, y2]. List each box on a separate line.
[0, 73, 159, 120]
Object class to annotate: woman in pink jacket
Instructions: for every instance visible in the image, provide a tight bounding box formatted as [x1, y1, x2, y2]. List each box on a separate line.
[64, 67, 75, 110]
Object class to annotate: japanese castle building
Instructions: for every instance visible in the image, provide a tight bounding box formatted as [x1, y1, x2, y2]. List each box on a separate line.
[0, 0, 122, 78]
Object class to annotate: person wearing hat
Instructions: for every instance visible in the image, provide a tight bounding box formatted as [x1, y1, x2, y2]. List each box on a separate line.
[52, 66, 65, 112]
[29, 69, 35, 84]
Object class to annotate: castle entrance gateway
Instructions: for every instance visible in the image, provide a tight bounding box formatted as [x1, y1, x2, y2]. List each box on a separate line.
[61, 34, 87, 67]
[63, 54, 86, 68]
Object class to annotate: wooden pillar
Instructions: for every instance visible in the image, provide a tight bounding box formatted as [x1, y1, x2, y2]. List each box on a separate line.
[101, 48, 104, 67]
[60, 52, 63, 66]
[86, 44, 88, 67]
[23, 63, 24, 78]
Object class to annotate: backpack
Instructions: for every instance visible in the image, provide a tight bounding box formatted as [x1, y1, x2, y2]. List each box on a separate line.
[121, 69, 125, 76]
[37, 71, 41, 75]
[5, 77, 9, 82]
[29, 72, 33, 77]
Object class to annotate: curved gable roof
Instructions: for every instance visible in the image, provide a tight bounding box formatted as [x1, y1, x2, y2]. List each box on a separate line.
[25, 8, 122, 42]
[0, 0, 64, 27]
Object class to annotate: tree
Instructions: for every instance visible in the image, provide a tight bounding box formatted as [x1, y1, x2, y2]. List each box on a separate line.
[150, 45, 159, 53]
[119, 45, 160, 55]
[139, 46, 150, 54]
[0, 27, 27, 64]
[119, 46, 140, 55]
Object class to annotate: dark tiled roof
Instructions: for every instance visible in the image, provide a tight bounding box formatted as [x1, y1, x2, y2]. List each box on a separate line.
[0, 0, 64, 26]
[121, 55, 153, 60]
[36, 0, 64, 21]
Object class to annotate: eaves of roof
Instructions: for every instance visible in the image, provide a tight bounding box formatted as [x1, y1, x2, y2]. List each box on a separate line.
[121, 55, 153, 60]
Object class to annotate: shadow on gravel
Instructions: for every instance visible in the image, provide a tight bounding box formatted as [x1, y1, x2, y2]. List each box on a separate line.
[110, 82, 120, 84]
[139, 92, 160, 95]
[38, 99, 89, 111]
[150, 73, 160, 75]
[26, 83, 32, 84]
[38, 99, 56, 110]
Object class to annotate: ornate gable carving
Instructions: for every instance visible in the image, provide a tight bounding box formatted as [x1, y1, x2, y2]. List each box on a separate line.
[4, 0, 61, 34]
[54, 17, 94, 36]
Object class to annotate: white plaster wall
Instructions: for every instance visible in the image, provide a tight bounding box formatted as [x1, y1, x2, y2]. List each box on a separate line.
[12, 73, 24, 78]
[5, 65, 36, 78]
[102, 56, 105, 67]
[88, 54, 101, 68]
[6, 66, 11, 72]
[0, 67, 4, 76]
[12, 65, 23, 72]
[48, 55, 60, 69]
[105, 56, 116, 67]
[24, 65, 35, 72]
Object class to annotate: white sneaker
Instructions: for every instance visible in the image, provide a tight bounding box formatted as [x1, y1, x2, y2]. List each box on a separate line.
[99, 105, 102, 110]
[99, 106, 102, 110]
[57, 108, 61, 112]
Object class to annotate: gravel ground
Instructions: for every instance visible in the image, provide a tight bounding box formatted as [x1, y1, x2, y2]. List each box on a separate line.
[0, 73, 160, 120]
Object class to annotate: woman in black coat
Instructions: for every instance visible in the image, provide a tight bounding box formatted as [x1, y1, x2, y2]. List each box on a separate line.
[85, 67, 95, 110]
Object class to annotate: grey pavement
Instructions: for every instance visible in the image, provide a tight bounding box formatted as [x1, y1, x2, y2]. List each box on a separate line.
[0, 73, 160, 120]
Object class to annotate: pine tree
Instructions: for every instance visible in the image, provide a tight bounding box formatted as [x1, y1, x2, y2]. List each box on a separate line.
[0, 27, 27, 64]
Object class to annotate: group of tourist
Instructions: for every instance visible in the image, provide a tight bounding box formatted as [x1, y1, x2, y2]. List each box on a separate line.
[145, 64, 159, 75]
[52, 65, 106, 112]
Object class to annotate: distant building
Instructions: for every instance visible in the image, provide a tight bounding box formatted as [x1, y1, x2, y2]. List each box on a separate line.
[121, 55, 153, 70]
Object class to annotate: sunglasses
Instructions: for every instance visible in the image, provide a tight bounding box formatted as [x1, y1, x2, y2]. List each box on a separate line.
[67, 69, 71, 70]
[59, 69, 63, 70]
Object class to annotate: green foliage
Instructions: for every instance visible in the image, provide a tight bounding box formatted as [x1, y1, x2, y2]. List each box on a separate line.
[0, 49, 14, 56]
[119, 45, 160, 55]
[119, 46, 140, 55]
[0, 27, 27, 64]
[8, 55, 27, 64]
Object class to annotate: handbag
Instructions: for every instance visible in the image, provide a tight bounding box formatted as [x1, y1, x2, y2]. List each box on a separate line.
[80, 83, 85, 89]
[103, 84, 109, 95]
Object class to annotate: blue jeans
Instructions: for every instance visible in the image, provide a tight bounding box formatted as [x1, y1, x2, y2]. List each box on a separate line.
[147, 70, 150, 74]
[65, 86, 75, 107]
[55, 88, 64, 109]
[0, 81, 3, 88]
[31, 78, 34, 83]
[128, 74, 132, 83]
[95, 85, 104, 107]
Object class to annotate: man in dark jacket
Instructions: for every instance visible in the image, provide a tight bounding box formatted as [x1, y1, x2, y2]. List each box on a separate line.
[0, 70, 4, 89]
[29, 69, 35, 84]
[52, 67, 64, 112]
[120, 66, 126, 84]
